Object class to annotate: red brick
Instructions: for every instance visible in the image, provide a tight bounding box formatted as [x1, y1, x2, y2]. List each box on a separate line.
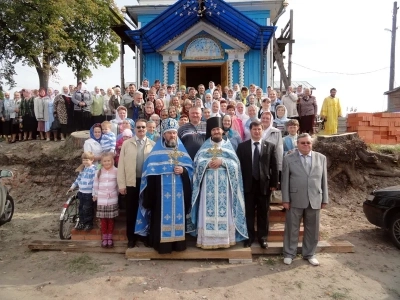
[71, 235, 85, 241]
[84, 235, 102, 240]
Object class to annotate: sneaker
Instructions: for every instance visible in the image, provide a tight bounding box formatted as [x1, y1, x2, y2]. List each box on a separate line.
[283, 257, 293, 265]
[84, 224, 94, 231]
[308, 257, 320, 266]
[75, 223, 85, 231]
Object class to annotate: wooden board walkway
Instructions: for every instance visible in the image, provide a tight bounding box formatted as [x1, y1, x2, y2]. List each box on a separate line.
[28, 239, 355, 264]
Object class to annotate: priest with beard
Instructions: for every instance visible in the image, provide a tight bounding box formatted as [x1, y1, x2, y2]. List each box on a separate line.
[135, 118, 193, 254]
[189, 117, 248, 249]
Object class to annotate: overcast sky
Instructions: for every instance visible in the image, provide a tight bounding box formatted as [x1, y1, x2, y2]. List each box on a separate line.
[7, 0, 399, 113]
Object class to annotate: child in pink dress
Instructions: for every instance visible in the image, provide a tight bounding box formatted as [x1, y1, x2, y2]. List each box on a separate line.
[92, 152, 119, 248]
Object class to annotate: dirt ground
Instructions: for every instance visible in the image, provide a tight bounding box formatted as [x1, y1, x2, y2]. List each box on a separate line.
[0, 140, 400, 300]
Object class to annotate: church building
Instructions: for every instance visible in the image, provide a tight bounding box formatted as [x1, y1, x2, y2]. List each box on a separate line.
[115, 0, 287, 90]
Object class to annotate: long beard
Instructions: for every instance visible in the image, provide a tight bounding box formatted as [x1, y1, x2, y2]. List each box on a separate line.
[165, 139, 177, 148]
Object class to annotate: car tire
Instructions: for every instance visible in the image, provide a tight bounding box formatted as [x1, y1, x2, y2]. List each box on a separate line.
[0, 195, 14, 225]
[389, 212, 400, 250]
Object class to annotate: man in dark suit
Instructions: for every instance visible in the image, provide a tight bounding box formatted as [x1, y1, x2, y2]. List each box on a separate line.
[237, 120, 279, 248]
[281, 133, 328, 266]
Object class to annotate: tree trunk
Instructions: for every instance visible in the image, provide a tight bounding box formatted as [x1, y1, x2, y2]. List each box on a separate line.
[32, 55, 50, 90]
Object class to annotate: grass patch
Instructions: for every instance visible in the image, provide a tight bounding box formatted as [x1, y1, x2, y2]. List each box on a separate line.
[369, 144, 400, 155]
[330, 291, 348, 299]
[68, 254, 101, 274]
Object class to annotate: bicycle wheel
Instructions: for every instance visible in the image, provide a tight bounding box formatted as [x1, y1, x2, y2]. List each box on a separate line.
[59, 195, 80, 240]
[0, 195, 14, 225]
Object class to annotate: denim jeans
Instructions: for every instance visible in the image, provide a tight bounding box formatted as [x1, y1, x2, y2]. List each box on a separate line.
[78, 192, 94, 225]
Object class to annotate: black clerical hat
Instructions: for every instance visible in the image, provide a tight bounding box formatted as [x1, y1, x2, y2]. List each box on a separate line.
[206, 117, 223, 140]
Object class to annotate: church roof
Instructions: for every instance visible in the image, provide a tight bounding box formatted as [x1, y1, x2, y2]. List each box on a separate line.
[125, 0, 276, 54]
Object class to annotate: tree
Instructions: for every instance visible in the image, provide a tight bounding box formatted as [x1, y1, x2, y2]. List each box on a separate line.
[0, 0, 121, 89]
[63, 0, 120, 84]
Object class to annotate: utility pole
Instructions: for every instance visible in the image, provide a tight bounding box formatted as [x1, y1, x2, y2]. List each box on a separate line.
[389, 1, 398, 91]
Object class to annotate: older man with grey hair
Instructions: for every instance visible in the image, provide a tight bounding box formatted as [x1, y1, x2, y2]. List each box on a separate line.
[131, 91, 145, 122]
[282, 133, 328, 266]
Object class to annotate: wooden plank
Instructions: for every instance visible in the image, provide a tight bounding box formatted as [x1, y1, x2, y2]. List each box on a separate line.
[251, 240, 355, 255]
[126, 241, 252, 262]
[28, 240, 126, 254]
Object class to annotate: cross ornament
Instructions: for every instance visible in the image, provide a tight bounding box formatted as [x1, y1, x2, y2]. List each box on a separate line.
[168, 146, 184, 165]
[207, 143, 222, 160]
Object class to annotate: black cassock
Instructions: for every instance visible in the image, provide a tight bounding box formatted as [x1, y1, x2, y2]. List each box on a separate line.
[142, 168, 192, 254]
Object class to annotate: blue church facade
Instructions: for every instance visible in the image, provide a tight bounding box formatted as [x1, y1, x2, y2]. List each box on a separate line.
[121, 0, 285, 89]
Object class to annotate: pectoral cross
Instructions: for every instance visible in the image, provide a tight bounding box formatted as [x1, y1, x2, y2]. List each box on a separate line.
[168, 147, 184, 165]
[207, 143, 222, 160]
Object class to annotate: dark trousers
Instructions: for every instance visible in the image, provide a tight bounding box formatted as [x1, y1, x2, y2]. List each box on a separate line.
[244, 179, 272, 242]
[78, 192, 94, 226]
[125, 178, 141, 242]
[92, 115, 106, 125]
[73, 110, 92, 131]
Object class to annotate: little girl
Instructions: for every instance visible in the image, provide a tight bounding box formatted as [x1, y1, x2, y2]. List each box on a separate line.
[92, 152, 119, 248]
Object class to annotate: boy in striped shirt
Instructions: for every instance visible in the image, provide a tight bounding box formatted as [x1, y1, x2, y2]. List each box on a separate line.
[100, 121, 116, 153]
[68, 152, 97, 231]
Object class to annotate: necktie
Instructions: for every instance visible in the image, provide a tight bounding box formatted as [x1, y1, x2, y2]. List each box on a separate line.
[302, 155, 311, 174]
[253, 142, 260, 180]
[138, 139, 143, 145]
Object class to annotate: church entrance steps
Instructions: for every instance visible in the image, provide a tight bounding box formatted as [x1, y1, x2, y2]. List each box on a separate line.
[28, 240, 355, 260]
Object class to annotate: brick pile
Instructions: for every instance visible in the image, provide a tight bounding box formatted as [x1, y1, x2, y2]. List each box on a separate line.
[347, 112, 400, 144]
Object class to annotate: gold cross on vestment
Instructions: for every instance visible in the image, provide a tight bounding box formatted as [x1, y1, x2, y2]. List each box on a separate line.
[168, 147, 184, 165]
[207, 143, 223, 160]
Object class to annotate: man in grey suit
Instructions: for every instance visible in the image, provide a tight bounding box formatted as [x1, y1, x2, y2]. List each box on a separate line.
[281, 133, 328, 266]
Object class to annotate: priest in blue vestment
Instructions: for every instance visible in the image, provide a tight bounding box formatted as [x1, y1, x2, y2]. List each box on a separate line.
[135, 118, 193, 254]
[190, 117, 248, 249]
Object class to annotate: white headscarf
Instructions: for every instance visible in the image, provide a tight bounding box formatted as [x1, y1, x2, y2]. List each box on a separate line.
[210, 100, 222, 117]
[235, 102, 249, 123]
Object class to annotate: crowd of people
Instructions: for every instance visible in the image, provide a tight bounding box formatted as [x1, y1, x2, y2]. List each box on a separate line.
[60, 79, 341, 266]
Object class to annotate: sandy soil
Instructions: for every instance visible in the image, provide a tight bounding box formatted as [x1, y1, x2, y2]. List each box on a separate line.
[1, 140, 400, 300]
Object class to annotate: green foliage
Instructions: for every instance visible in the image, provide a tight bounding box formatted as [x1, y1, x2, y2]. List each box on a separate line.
[0, 0, 121, 88]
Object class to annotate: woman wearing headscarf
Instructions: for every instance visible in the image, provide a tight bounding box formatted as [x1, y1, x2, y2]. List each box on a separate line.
[54, 86, 74, 141]
[222, 114, 242, 151]
[235, 102, 249, 124]
[47, 88, 55, 100]
[103, 87, 114, 121]
[71, 81, 93, 131]
[83, 123, 103, 164]
[20, 89, 36, 141]
[91, 86, 105, 125]
[111, 106, 134, 136]
[210, 100, 222, 117]
[274, 104, 290, 136]
[34, 88, 49, 140]
[3, 91, 20, 143]
[44, 88, 56, 141]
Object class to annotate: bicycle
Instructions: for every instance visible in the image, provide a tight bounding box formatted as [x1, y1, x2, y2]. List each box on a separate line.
[59, 190, 79, 240]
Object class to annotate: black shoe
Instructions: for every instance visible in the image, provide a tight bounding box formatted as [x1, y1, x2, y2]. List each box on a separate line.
[243, 239, 252, 248]
[84, 224, 93, 231]
[259, 238, 268, 249]
[127, 240, 136, 248]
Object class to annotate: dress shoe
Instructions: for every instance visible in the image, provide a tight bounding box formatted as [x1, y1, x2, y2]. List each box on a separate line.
[243, 240, 252, 248]
[307, 257, 320, 266]
[127, 240, 136, 248]
[283, 258, 293, 265]
[259, 238, 268, 249]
